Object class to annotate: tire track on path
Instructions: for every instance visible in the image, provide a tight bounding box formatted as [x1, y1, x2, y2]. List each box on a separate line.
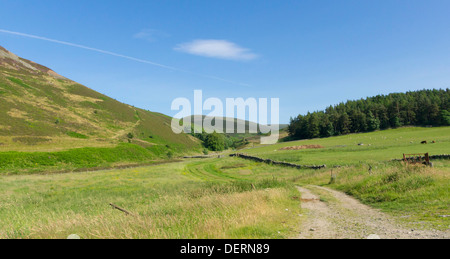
[296, 185, 449, 239]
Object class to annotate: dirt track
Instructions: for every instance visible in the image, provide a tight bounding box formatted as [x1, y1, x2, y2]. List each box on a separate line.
[296, 186, 449, 239]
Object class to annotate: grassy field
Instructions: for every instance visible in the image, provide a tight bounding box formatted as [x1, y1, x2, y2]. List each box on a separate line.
[0, 143, 178, 175]
[0, 158, 304, 239]
[244, 127, 450, 167]
[0, 127, 448, 239]
[290, 162, 449, 230]
[243, 127, 450, 230]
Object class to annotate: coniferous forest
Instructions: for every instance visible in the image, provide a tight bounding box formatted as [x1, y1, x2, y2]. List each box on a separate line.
[288, 89, 450, 140]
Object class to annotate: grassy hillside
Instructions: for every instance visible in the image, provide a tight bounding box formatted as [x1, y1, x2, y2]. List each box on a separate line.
[0, 143, 178, 175]
[0, 46, 201, 167]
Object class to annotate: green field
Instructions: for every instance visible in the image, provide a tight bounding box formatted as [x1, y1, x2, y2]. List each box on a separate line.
[0, 158, 303, 239]
[0, 127, 448, 239]
[0, 143, 178, 175]
[1, 42, 448, 239]
[243, 126, 450, 230]
[245, 127, 450, 167]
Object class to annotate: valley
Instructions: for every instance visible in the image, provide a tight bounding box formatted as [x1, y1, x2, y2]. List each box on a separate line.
[0, 45, 448, 240]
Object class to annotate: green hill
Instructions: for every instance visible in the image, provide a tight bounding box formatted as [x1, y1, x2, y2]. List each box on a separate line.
[183, 115, 288, 149]
[0, 45, 201, 173]
[185, 115, 288, 137]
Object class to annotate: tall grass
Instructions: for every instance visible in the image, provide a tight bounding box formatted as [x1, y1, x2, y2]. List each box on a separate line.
[293, 162, 450, 229]
[0, 158, 303, 239]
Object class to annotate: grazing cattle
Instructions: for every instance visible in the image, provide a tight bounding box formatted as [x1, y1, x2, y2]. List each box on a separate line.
[431, 141, 436, 143]
[421, 141, 427, 144]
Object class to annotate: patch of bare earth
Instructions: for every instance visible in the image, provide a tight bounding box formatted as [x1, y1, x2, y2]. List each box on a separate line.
[296, 186, 449, 239]
[279, 145, 324, 151]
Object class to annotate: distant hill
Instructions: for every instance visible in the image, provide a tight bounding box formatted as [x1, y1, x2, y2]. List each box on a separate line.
[0, 45, 201, 155]
[180, 115, 288, 150]
[185, 115, 288, 137]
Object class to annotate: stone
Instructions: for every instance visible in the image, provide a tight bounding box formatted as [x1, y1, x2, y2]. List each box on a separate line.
[67, 234, 81, 239]
[367, 234, 381, 239]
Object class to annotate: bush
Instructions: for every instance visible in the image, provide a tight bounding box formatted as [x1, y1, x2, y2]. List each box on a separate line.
[67, 131, 89, 139]
[204, 132, 225, 151]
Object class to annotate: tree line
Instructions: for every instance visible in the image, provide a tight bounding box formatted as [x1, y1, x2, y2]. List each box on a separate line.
[288, 89, 450, 140]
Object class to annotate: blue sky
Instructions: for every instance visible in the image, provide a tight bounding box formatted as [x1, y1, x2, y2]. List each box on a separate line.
[1, 0, 450, 123]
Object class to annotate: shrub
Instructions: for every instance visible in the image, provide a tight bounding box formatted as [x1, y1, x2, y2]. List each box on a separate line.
[204, 132, 225, 151]
[67, 131, 89, 139]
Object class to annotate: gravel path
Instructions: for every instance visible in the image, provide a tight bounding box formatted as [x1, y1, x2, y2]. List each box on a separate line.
[296, 185, 449, 239]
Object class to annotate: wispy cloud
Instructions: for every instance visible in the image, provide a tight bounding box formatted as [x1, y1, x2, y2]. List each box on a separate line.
[133, 29, 169, 42]
[0, 29, 251, 87]
[175, 39, 258, 61]
[0, 29, 176, 70]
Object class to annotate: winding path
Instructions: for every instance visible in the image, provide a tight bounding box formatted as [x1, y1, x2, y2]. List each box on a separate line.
[296, 186, 449, 239]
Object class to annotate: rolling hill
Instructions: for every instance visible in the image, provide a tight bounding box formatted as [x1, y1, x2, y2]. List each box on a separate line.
[182, 115, 289, 149]
[185, 115, 288, 136]
[0, 45, 201, 171]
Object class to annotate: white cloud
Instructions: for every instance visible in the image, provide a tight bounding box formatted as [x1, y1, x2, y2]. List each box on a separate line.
[175, 39, 258, 61]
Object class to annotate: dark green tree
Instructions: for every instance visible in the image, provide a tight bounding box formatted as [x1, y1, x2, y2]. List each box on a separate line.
[204, 131, 225, 151]
[337, 113, 351, 135]
[307, 113, 320, 138]
[441, 110, 450, 125]
[367, 111, 380, 131]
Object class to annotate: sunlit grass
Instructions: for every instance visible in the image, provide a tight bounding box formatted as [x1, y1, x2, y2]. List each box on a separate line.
[0, 158, 303, 239]
[245, 127, 450, 166]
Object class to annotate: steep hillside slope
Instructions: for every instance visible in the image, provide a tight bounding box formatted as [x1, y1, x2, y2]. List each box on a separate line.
[0, 45, 200, 154]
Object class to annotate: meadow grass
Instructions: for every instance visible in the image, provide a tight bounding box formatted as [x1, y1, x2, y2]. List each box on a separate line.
[288, 162, 450, 230]
[244, 127, 450, 230]
[0, 158, 304, 239]
[0, 143, 163, 175]
[0, 127, 448, 238]
[245, 127, 450, 167]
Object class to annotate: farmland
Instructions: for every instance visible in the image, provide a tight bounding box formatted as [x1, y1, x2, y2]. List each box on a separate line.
[0, 158, 303, 239]
[0, 127, 448, 239]
[245, 126, 450, 167]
